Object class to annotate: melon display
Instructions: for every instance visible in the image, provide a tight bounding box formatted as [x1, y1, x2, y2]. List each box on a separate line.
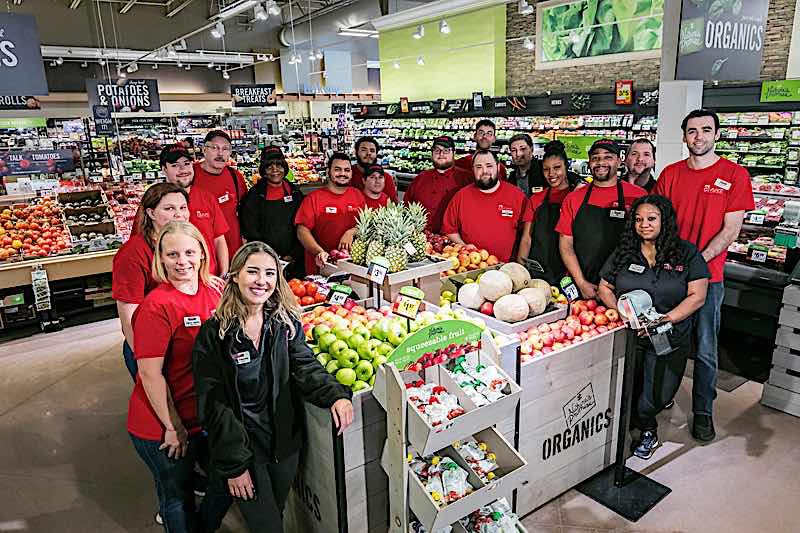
[458, 283, 485, 310]
[478, 270, 513, 301]
[493, 294, 530, 323]
[518, 287, 549, 316]
[529, 278, 551, 292]
[500, 262, 531, 292]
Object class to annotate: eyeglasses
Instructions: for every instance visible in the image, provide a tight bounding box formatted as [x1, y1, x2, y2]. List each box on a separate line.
[205, 144, 231, 153]
[433, 148, 453, 155]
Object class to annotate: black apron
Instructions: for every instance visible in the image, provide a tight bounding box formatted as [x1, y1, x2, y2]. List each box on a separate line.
[529, 187, 566, 285]
[572, 181, 627, 285]
[261, 181, 305, 279]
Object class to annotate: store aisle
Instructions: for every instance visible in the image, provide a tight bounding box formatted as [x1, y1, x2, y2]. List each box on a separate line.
[0, 319, 799, 532]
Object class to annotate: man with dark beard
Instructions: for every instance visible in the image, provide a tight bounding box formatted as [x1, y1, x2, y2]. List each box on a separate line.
[404, 136, 472, 233]
[557, 139, 647, 299]
[442, 150, 531, 262]
[624, 138, 657, 191]
[349, 136, 398, 202]
[654, 109, 754, 442]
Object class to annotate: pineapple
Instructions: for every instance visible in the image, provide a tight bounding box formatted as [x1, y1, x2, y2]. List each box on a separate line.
[365, 207, 388, 264]
[405, 202, 429, 263]
[350, 208, 373, 265]
[385, 215, 413, 273]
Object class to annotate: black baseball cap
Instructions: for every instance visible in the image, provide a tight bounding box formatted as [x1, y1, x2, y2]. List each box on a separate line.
[159, 144, 194, 166]
[432, 135, 455, 150]
[204, 129, 232, 144]
[588, 139, 622, 157]
[366, 164, 385, 177]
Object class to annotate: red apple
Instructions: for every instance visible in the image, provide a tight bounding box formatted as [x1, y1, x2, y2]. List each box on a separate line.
[562, 326, 575, 340]
[542, 346, 553, 354]
[597, 325, 609, 333]
[541, 333, 554, 347]
[552, 329, 565, 342]
[562, 339, 572, 346]
[479, 301, 494, 316]
[594, 313, 609, 326]
[581, 324, 591, 332]
[605, 309, 619, 322]
[595, 305, 607, 314]
[533, 349, 543, 358]
[552, 342, 564, 351]
[585, 300, 598, 311]
[537, 323, 552, 333]
[554, 320, 565, 328]
[579, 311, 595, 326]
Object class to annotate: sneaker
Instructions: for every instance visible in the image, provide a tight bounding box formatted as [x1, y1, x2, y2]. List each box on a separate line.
[155, 512, 163, 525]
[662, 399, 675, 409]
[632, 430, 660, 460]
[692, 414, 716, 442]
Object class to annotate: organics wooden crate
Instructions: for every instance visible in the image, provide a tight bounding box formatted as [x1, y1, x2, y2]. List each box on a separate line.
[283, 389, 389, 533]
[454, 303, 568, 335]
[408, 427, 528, 532]
[512, 328, 627, 516]
[330, 257, 452, 303]
[775, 326, 800, 352]
[451, 520, 528, 533]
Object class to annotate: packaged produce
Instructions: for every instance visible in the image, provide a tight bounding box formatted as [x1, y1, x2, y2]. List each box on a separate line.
[409, 453, 472, 507]
[460, 498, 520, 533]
[453, 437, 499, 482]
[448, 353, 513, 406]
[406, 380, 466, 427]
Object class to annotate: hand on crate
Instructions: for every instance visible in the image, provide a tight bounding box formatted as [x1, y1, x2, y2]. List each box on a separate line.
[331, 398, 354, 435]
[228, 470, 256, 500]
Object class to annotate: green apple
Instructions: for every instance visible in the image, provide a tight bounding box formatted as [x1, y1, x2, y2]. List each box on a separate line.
[377, 342, 394, 356]
[312, 324, 332, 342]
[387, 320, 409, 346]
[336, 349, 359, 369]
[369, 375, 376, 386]
[372, 355, 387, 370]
[336, 368, 357, 387]
[352, 325, 371, 340]
[357, 343, 375, 360]
[333, 326, 353, 341]
[371, 318, 391, 341]
[325, 360, 340, 374]
[352, 380, 369, 392]
[316, 353, 330, 366]
[367, 338, 383, 351]
[355, 360, 374, 381]
[312, 345, 321, 355]
[329, 339, 349, 357]
[318, 333, 338, 353]
[347, 333, 366, 350]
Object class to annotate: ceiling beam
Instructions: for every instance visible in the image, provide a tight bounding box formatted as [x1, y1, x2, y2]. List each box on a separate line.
[68, 0, 83, 9]
[165, 0, 195, 16]
[119, 0, 138, 13]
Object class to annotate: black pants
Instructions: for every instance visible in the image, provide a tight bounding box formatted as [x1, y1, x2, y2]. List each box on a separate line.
[200, 451, 300, 533]
[633, 338, 690, 432]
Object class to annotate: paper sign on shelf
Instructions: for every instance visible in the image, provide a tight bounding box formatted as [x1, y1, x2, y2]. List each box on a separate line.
[326, 283, 352, 305]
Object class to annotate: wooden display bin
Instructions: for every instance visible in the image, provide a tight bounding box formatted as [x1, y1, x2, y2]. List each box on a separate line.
[330, 257, 452, 303]
[439, 264, 503, 296]
[762, 284, 800, 417]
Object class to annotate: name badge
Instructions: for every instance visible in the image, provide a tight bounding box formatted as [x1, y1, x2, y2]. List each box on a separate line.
[714, 178, 731, 191]
[628, 264, 645, 274]
[218, 193, 230, 204]
[609, 209, 625, 219]
[183, 315, 201, 327]
[325, 206, 338, 214]
[532, 187, 544, 193]
[232, 351, 251, 365]
[284, 195, 293, 203]
[500, 209, 514, 217]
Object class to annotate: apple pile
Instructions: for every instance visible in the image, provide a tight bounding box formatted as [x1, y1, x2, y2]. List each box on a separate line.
[517, 300, 624, 362]
[427, 238, 499, 277]
[302, 303, 410, 392]
[0, 198, 71, 262]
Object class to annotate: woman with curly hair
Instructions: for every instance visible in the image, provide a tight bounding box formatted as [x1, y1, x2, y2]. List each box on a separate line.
[598, 195, 709, 459]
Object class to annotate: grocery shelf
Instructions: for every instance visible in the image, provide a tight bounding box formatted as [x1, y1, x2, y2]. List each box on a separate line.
[718, 149, 785, 154]
[0, 250, 116, 290]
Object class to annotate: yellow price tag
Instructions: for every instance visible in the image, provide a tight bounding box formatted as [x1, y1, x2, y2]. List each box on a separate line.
[393, 293, 421, 320]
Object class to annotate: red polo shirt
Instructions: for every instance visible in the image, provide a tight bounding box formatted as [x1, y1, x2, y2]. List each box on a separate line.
[455, 154, 508, 181]
[112, 233, 156, 304]
[404, 166, 472, 233]
[555, 181, 647, 236]
[351, 164, 398, 202]
[442, 181, 532, 262]
[654, 157, 754, 282]
[192, 161, 247, 257]
[127, 282, 220, 440]
[364, 192, 390, 210]
[295, 186, 366, 274]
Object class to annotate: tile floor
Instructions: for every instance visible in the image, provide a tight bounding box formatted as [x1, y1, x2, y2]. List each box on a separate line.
[0, 319, 798, 533]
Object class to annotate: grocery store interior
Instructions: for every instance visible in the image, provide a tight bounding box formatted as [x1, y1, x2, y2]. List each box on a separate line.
[2, 0, 800, 532]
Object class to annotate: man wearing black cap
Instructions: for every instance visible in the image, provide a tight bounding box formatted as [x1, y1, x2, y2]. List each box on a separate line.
[193, 130, 248, 258]
[350, 136, 399, 202]
[239, 146, 305, 279]
[404, 136, 472, 233]
[363, 164, 391, 209]
[556, 139, 647, 298]
[508, 133, 546, 196]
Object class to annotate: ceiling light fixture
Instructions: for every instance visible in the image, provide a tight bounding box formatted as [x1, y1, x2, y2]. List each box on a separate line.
[55, 56, 64, 65]
[412, 24, 424, 39]
[80, 61, 88, 68]
[216, 0, 259, 20]
[337, 27, 379, 38]
[177, 59, 183, 67]
[439, 19, 450, 34]
[207, 61, 215, 68]
[167, 44, 177, 57]
[518, 0, 534, 15]
[127, 62, 138, 73]
[211, 21, 225, 38]
[393, 60, 400, 69]
[266, 0, 281, 16]
[152, 63, 158, 69]
[177, 39, 187, 50]
[308, 50, 316, 61]
[118, 68, 127, 78]
[185, 64, 192, 70]
[315, 49, 323, 60]
[254, 3, 268, 20]
[417, 55, 425, 66]
[523, 36, 534, 50]
[222, 70, 230, 79]
[98, 58, 106, 66]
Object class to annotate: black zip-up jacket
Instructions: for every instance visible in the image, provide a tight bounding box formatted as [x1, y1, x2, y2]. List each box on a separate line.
[192, 313, 351, 478]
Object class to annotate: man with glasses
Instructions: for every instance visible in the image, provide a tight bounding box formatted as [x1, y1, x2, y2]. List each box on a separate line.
[454, 119, 508, 181]
[193, 130, 248, 258]
[404, 136, 472, 233]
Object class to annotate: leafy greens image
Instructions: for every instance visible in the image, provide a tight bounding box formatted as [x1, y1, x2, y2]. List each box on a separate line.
[541, 0, 664, 62]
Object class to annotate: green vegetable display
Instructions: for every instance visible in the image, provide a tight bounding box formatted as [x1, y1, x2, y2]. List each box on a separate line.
[541, 0, 664, 62]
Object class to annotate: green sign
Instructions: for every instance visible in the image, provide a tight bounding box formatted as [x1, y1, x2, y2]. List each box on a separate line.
[0, 117, 46, 129]
[387, 319, 482, 370]
[555, 135, 604, 160]
[761, 81, 800, 103]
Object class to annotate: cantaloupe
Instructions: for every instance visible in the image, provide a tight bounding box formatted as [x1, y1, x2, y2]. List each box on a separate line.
[500, 262, 531, 291]
[458, 283, 485, 310]
[529, 278, 550, 292]
[494, 294, 530, 323]
[519, 288, 549, 316]
[479, 270, 513, 301]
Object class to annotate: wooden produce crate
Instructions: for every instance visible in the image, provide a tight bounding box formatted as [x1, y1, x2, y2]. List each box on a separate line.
[454, 303, 568, 335]
[512, 328, 627, 516]
[283, 389, 389, 533]
[762, 284, 800, 417]
[330, 257, 452, 303]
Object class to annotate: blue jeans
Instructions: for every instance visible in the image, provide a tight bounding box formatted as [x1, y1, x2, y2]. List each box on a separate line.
[123, 340, 137, 381]
[130, 433, 203, 533]
[693, 281, 724, 416]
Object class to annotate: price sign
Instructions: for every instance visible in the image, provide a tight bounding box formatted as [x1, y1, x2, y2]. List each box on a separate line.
[393, 293, 422, 320]
[559, 276, 580, 302]
[748, 213, 766, 225]
[367, 261, 388, 284]
[403, 242, 417, 256]
[750, 249, 768, 263]
[327, 284, 352, 305]
[31, 267, 51, 311]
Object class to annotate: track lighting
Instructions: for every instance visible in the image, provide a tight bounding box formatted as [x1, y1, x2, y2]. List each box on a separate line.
[417, 56, 425, 66]
[177, 59, 183, 67]
[439, 19, 450, 34]
[80, 61, 88, 68]
[523, 36, 534, 50]
[266, 0, 281, 16]
[412, 24, 424, 39]
[518, 0, 533, 15]
[127, 62, 138, 73]
[222, 70, 230, 80]
[118, 68, 127, 78]
[55, 57, 64, 65]
[211, 21, 225, 38]
[308, 50, 317, 61]
[254, 3, 268, 20]
[185, 64, 192, 70]
[207, 61, 215, 68]
[98, 58, 106, 66]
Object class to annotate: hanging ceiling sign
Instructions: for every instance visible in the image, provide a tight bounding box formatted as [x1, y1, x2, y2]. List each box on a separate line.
[230, 84, 278, 107]
[86, 79, 161, 112]
[0, 95, 40, 110]
[676, 0, 770, 81]
[0, 14, 49, 96]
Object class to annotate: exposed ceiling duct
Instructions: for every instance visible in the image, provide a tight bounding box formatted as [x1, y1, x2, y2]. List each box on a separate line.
[277, 0, 372, 47]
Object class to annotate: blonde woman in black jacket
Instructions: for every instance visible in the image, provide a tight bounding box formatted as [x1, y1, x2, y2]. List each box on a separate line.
[193, 241, 353, 532]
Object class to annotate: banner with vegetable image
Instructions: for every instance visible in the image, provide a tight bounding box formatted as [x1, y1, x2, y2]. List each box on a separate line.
[0, 149, 76, 176]
[536, 0, 664, 69]
[676, 0, 769, 81]
[387, 320, 482, 371]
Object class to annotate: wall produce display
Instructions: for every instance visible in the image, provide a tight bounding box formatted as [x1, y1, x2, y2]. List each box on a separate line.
[0, 197, 71, 262]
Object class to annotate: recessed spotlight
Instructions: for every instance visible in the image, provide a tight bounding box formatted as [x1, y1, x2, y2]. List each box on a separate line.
[523, 37, 534, 50]
[439, 19, 450, 34]
[417, 55, 425, 66]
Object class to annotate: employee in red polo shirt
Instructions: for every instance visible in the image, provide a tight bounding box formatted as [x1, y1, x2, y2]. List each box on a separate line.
[363, 164, 391, 209]
[404, 136, 472, 233]
[296, 152, 366, 274]
[654, 109, 754, 442]
[350, 136, 399, 202]
[442, 150, 531, 262]
[556, 139, 647, 299]
[454, 119, 508, 181]
[159, 144, 229, 276]
[193, 130, 248, 257]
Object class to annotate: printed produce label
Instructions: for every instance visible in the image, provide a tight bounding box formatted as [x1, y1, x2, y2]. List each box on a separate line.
[387, 320, 482, 370]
